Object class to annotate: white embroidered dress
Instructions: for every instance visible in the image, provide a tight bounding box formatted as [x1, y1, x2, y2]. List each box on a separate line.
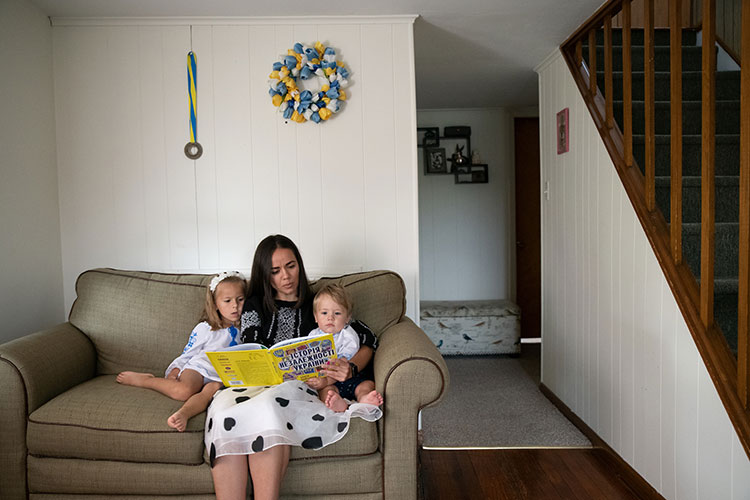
[165, 321, 240, 382]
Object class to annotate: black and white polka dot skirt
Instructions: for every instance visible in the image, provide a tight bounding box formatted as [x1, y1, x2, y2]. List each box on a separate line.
[204, 380, 382, 465]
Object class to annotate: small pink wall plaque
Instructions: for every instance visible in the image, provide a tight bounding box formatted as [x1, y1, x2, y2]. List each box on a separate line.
[557, 107, 569, 154]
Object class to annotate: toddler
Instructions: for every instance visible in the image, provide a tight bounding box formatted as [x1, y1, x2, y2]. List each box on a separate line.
[116, 271, 247, 431]
[306, 283, 383, 412]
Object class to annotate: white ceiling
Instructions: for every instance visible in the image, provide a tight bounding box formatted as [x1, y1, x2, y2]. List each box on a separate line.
[29, 0, 603, 109]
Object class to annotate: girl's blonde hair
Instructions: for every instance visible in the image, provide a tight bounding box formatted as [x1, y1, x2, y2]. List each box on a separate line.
[200, 275, 248, 330]
[313, 283, 353, 317]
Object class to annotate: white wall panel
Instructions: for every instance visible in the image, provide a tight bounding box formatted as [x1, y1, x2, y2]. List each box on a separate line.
[108, 27, 148, 270]
[53, 17, 419, 320]
[362, 24, 398, 273]
[536, 49, 750, 500]
[697, 363, 732, 499]
[138, 27, 173, 270]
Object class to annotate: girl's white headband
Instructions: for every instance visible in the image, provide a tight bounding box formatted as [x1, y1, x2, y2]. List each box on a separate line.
[209, 271, 245, 292]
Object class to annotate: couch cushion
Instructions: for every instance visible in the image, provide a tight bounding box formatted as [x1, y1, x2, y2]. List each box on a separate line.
[69, 269, 210, 375]
[28, 375, 206, 465]
[29, 376, 379, 466]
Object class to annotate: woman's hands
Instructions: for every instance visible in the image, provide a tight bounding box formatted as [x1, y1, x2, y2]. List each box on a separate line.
[320, 357, 352, 382]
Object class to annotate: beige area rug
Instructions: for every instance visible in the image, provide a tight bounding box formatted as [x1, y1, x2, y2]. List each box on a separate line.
[421, 355, 591, 448]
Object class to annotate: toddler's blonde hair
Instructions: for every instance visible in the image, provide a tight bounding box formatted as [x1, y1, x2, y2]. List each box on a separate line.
[313, 283, 353, 317]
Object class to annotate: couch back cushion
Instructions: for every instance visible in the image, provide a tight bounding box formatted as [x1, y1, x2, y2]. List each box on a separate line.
[70, 268, 405, 375]
[70, 269, 210, 374]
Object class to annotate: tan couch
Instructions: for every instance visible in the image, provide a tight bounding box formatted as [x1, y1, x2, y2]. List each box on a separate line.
[0, 268, 448, 500]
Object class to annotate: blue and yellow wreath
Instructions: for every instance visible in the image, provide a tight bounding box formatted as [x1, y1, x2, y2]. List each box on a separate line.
[268, 42, 349, 123]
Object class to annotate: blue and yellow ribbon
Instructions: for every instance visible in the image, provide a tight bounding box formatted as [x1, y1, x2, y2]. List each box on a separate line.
[185, 51, 202, 159]
[187, 51, 198, 143]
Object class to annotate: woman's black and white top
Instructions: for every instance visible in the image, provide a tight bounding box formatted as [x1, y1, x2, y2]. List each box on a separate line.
[240, 295, 378, 351]
[205, 294, 381, 466]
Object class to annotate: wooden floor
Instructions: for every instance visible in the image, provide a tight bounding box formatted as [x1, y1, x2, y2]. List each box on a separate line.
[419, 448, 643, 500]
[418, 345, 645, 499]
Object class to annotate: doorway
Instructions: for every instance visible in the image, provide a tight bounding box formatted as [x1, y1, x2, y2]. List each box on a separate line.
[514, 117, 541, 342]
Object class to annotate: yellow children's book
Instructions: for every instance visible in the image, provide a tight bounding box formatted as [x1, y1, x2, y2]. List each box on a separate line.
[206, 334, 337, 387]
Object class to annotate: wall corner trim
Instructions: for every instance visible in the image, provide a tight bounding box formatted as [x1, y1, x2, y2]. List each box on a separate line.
[534, 47, 563, 74]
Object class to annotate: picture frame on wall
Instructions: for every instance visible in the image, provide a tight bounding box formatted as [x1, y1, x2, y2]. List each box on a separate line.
[417, 127, 440, 148]
[424, 147, 448, 174]
[557, 107, 569, 154]
[455, 164, 488, 184]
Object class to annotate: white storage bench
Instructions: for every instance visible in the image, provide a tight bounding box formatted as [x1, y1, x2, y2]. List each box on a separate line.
[420, 300, 521, 355]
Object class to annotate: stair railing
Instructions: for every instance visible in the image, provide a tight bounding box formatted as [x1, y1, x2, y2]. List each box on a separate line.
[560, 0, 750, 460]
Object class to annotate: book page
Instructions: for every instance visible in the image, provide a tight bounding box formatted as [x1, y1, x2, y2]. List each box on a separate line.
[206, 350, 280, 387]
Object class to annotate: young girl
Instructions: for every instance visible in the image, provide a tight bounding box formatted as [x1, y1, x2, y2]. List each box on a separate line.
[116, 271, 247, 431]
[306, 283, 383, 412]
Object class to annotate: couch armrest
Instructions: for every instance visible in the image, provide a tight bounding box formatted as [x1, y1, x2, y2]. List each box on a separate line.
[373, 317, 449, 500]
[0, 322, 96, 500]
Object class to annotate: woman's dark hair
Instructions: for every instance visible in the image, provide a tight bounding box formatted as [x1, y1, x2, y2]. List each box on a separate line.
[248, 234, 311, 314]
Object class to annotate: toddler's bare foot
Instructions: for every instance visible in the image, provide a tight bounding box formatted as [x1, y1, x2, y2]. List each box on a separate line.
[325, 392, 349, 412]
[116, 371, 154, 387]
[167, 410, 188, 432]
[359, 390, 383, 407]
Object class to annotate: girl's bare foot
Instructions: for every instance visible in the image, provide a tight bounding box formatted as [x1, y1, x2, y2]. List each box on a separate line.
[325, 392, 349, 412]
[167, 410, 188, 432]
[359, 390, 383, 407]
[116, 371, 154, 387]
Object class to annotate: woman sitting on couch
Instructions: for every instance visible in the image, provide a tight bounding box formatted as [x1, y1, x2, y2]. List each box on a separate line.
[206, 234, 379, 500]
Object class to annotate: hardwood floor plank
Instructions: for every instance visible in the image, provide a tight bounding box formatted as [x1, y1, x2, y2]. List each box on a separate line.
[503, 449, 564, 499]
[534, 449, 591, 499]
[474, 450, 529, 500]
[420, 448, 648, 500]
[420, 449, 484, 500]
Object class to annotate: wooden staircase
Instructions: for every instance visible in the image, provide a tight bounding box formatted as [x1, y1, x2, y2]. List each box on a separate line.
[584, 28, 742, 353]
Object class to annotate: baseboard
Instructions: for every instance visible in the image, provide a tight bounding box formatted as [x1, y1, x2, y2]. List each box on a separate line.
[539, 383, 665, 500]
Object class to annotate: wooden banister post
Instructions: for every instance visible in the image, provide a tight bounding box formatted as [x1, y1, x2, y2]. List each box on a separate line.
[605, 15, 614, 129]
[623, 0, 633, 167]
[738, 0, 750, 409]
[589, 29, 598, 96]
[644, 0, 656, 211]
[670, 0, 683, 265]
[701, 0, 716, 329]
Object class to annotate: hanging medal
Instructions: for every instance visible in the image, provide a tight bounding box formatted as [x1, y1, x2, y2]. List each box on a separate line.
[184, 51, 203, 160]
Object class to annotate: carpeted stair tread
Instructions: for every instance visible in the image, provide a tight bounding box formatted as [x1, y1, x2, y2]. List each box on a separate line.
[681, 222, 739, 279]
[655, 175, 739, 223]
[615, 100, 740, 135]
[600, 71, 741, 101]
[587, 46, 707, 72]
[591, 28, 698, 46]
[633, 134, 739, 177]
